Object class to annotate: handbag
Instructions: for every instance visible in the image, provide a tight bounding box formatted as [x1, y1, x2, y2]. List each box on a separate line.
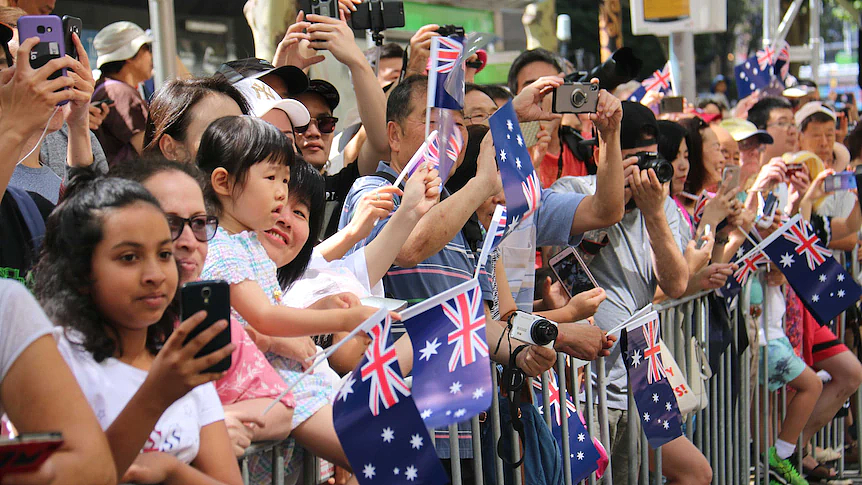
[659, 339, 699, 418]
[687, 337, 712, 413]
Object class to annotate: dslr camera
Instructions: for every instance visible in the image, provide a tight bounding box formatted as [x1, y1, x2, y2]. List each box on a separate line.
[552, 82, 600, 114]
[509, 311, 558, 348]
[437, 24, 465, 38]
[634, 151, 674, 184]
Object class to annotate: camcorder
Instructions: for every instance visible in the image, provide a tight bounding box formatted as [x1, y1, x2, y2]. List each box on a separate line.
[509, 311, 558, 348]
[634, 152, 674, 184]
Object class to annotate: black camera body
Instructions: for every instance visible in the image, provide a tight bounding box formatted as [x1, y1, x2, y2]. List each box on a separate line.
[302, 0, 339, 18]
[437, 25, 465, 38]
[635, 151, 674, 184]
[552, 82, 600, 114]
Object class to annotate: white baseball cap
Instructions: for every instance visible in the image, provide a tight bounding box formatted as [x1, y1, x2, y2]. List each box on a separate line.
[234, 78, 310, 129]
[794, 101, 836, 127]
[93, 21, 153, 69]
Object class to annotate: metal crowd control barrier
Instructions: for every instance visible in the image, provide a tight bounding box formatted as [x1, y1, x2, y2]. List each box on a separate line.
[238, 263, 862, 485]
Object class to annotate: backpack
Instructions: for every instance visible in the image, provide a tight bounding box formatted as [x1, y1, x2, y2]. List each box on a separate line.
[6, 187, 46, 251]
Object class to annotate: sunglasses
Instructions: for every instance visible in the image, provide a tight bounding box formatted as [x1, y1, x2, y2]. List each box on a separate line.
[294, 116, 339, 135]
[166, 215, 219, 242]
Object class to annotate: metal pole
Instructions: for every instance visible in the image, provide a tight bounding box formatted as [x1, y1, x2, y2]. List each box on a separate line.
[668, 32, 696, 102]
[490, 368, 505, 483]
[471, 414, 484, 485]
[585, 364, 598, 485]
[147, 0, 178, 90]
[449, 424, 462, 485]
[772, 0, 805, 50]
[596, 358, 613, 485]
[557, 356, 573, 485]
[809, 0, 822, 84]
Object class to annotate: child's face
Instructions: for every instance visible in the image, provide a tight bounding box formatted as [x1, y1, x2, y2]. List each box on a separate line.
[259, 197, 310, 268]
[90, 202, 178, 335]
[229, 161, 289, 232]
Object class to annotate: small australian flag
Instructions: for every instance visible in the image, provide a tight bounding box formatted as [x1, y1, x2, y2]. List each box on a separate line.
[735, 55, 783, 99]
[761, 214, 862, 325]
[628, 62, 673, 102]
[623, 312, 684, 449]
[719, 234, 768, 298]
[488, 100, 542, 232]
[333, 315, 447, 485]
[532, 370, 604, 483]
[399, 278, 493, 428]
[427, 36, 464, 110]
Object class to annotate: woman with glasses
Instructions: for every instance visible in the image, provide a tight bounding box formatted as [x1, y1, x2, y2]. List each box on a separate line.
[110, 157, 297, 462]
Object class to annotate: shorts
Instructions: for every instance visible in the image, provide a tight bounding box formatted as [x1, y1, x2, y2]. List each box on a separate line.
[761, 337, 806, 392]
[802, 310, 849, 366]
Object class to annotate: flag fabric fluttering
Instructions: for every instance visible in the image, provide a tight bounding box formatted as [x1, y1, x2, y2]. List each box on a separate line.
[719, 235, 769, 298]
[488, 100, 542, 232]
[333, 315, 448, 485]
[434, 108, 465, 185]
[532, 370, 605, 483]
[628, 62, 673, 102]
[623, 311, 684, 449]
[427, 36, 464, 111]
[474, 204, 508, 279]
[759, 215, 862, 325]
[757, 40, 790, 80]
[734, 53, 786, 99]
[691, 190, 710, 227]
[399, 278, 493, 429]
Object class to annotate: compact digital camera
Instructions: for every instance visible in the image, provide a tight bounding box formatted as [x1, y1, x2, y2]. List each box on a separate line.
[509, 311, 558, 348]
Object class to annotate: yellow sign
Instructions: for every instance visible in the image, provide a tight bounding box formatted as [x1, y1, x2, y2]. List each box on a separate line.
[643, 0, 690, 21]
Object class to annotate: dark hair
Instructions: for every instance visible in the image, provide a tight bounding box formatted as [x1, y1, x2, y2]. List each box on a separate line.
[465, 83, 490, 97]
[800, 111, 835, 133]
[98, 60, 126, 77]
[678, 117, 707, 193]
[657, 120, 688, 163]
[446, 124, 488, 194]
[196, 116, 294, 214]
[483, 84, 513, 102]
[845, 123, 862, 161]
[386, 75, 427, 126]
[110, 156, 208, 191]
[276, 157, 326, 288]
[507, 48, 561, 94]
[366, 43, 404, 66]
[32, 168, 177, 363]
[747, 96, 792, 130]
[143, 77, 251, 154]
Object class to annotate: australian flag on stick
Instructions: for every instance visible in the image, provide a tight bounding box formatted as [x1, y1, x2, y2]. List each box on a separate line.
[760, 214, 862, 325]
[489, 100, 542, 233]
[399, 278, 493, 428]
[623, 311, 684, 449]
[427, 36, 464, 110]
[532, 370, 605, 483]
[628, 62, 673, 103]
[333, 315, 447, 485]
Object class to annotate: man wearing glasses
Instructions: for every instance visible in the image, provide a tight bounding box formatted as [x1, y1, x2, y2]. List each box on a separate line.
[748, 96, 799, 165]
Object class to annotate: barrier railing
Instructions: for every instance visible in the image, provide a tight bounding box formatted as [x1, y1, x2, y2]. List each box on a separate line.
[239, 259, 862, 485]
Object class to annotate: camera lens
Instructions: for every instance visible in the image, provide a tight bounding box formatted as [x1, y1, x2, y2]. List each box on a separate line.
[201, 287, 211, 299]
[531, 320, 558, 346]
[37, 26, 45, 34]
[571, 89, 587, 108]
[654, 161, 675, 184]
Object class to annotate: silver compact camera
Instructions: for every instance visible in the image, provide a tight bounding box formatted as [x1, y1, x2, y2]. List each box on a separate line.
[552, 82, 600, 114]
[509, 311, 558, 348]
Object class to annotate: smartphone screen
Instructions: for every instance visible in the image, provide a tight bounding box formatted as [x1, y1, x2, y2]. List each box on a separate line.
[180, 280, 232, 373]
[660, 96, 684, 114]
[824, 172, 857, 192]
[549, 247, 598, 298]
[721, 165, 740, 191]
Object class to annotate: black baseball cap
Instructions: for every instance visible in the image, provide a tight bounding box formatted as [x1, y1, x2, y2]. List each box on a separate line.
[216, 58, 309, 97]
[620, 101, 659, 150]
[296, 79, 340, 111]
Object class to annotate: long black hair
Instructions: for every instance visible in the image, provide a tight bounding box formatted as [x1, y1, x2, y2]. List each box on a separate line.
[679, 116, 707, 194]
[276, 157, 325, 289]
[32, 168, 178, 363]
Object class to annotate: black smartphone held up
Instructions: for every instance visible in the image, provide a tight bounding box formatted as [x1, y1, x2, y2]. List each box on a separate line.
[180, 280, 232, 374]
[548, 247, 599, 299]
[300, 0, 339, 19]
[660, 95, 684, 113]
[17, 15, 66, 85]
[90, 97, 114, 108]
[62, 16, 82, 61]
[350, 0, 405, 31]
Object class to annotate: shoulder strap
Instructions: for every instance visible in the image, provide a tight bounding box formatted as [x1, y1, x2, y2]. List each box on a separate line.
[7, 187, 46, 250]
[373, 169, 398, 187]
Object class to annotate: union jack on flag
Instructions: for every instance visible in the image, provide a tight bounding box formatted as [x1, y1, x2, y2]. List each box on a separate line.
[757, 41, 790, 79]
[532, 370, 577, 426]
[642, 319, 666, 384]
[734, 251, 768, 285]
[423, 125, 464, 168]
[431, 37, 462, 74]
[444, 288, 489, 372]
[360, 316, 411, 416]
[692, 190, 710, 226]
[493, 205, 508, 244]
[641, 62, 672, 93]
[522, 171, 541, 218]
[784, 219, 832, 271]
[427, 36, 464, 111]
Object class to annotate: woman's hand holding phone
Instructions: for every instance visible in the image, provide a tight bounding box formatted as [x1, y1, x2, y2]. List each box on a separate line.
[565, 287, 606, 322]
[62, 33, 96, 126]
[145, 311, 235, 410]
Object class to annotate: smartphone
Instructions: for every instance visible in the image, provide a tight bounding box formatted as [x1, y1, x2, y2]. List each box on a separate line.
[180, 280, 232, 373]
[720, 165, 741, 191]
[660, 96, 685, 114]
[548, 247, 599, 299]
[18, 15, 67, 105]
[90, 98, 114, 108]
[696, 224, 711, 250]
[824, 172, 857, 192]
[785, 162, 806, 179]
[0, 433, 63, 477]
[756, 192, 778, 229]
[300, 0, 339, 18]
[855, 165, 862, 207]
[361, 296, 408, 312]
[350, 1, 406, 31]
[521, 121, 541, 148]
[61, 16, 81, 61]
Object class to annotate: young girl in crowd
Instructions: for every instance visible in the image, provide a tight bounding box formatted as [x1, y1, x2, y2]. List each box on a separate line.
[109, 157, 296, 458]
[196, 115, 377, 473]
[32, 170, 242, 485]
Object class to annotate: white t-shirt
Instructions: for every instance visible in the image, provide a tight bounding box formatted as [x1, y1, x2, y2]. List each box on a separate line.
[54, 329, 223, 464]
[0, 281, 53, 416]
[283, 247, 383, 308]
[758, 284, 787, 344]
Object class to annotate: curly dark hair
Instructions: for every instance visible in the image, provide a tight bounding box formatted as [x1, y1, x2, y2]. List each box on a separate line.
[32, 168, 178, 363]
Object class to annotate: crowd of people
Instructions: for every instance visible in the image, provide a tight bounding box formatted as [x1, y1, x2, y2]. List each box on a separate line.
[2, 1, 862, 484]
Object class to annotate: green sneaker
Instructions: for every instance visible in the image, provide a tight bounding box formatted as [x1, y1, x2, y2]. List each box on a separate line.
[769, 447, 809, 485]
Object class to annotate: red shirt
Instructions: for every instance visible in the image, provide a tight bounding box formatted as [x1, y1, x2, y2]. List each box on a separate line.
[537, 143, 589, 188]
